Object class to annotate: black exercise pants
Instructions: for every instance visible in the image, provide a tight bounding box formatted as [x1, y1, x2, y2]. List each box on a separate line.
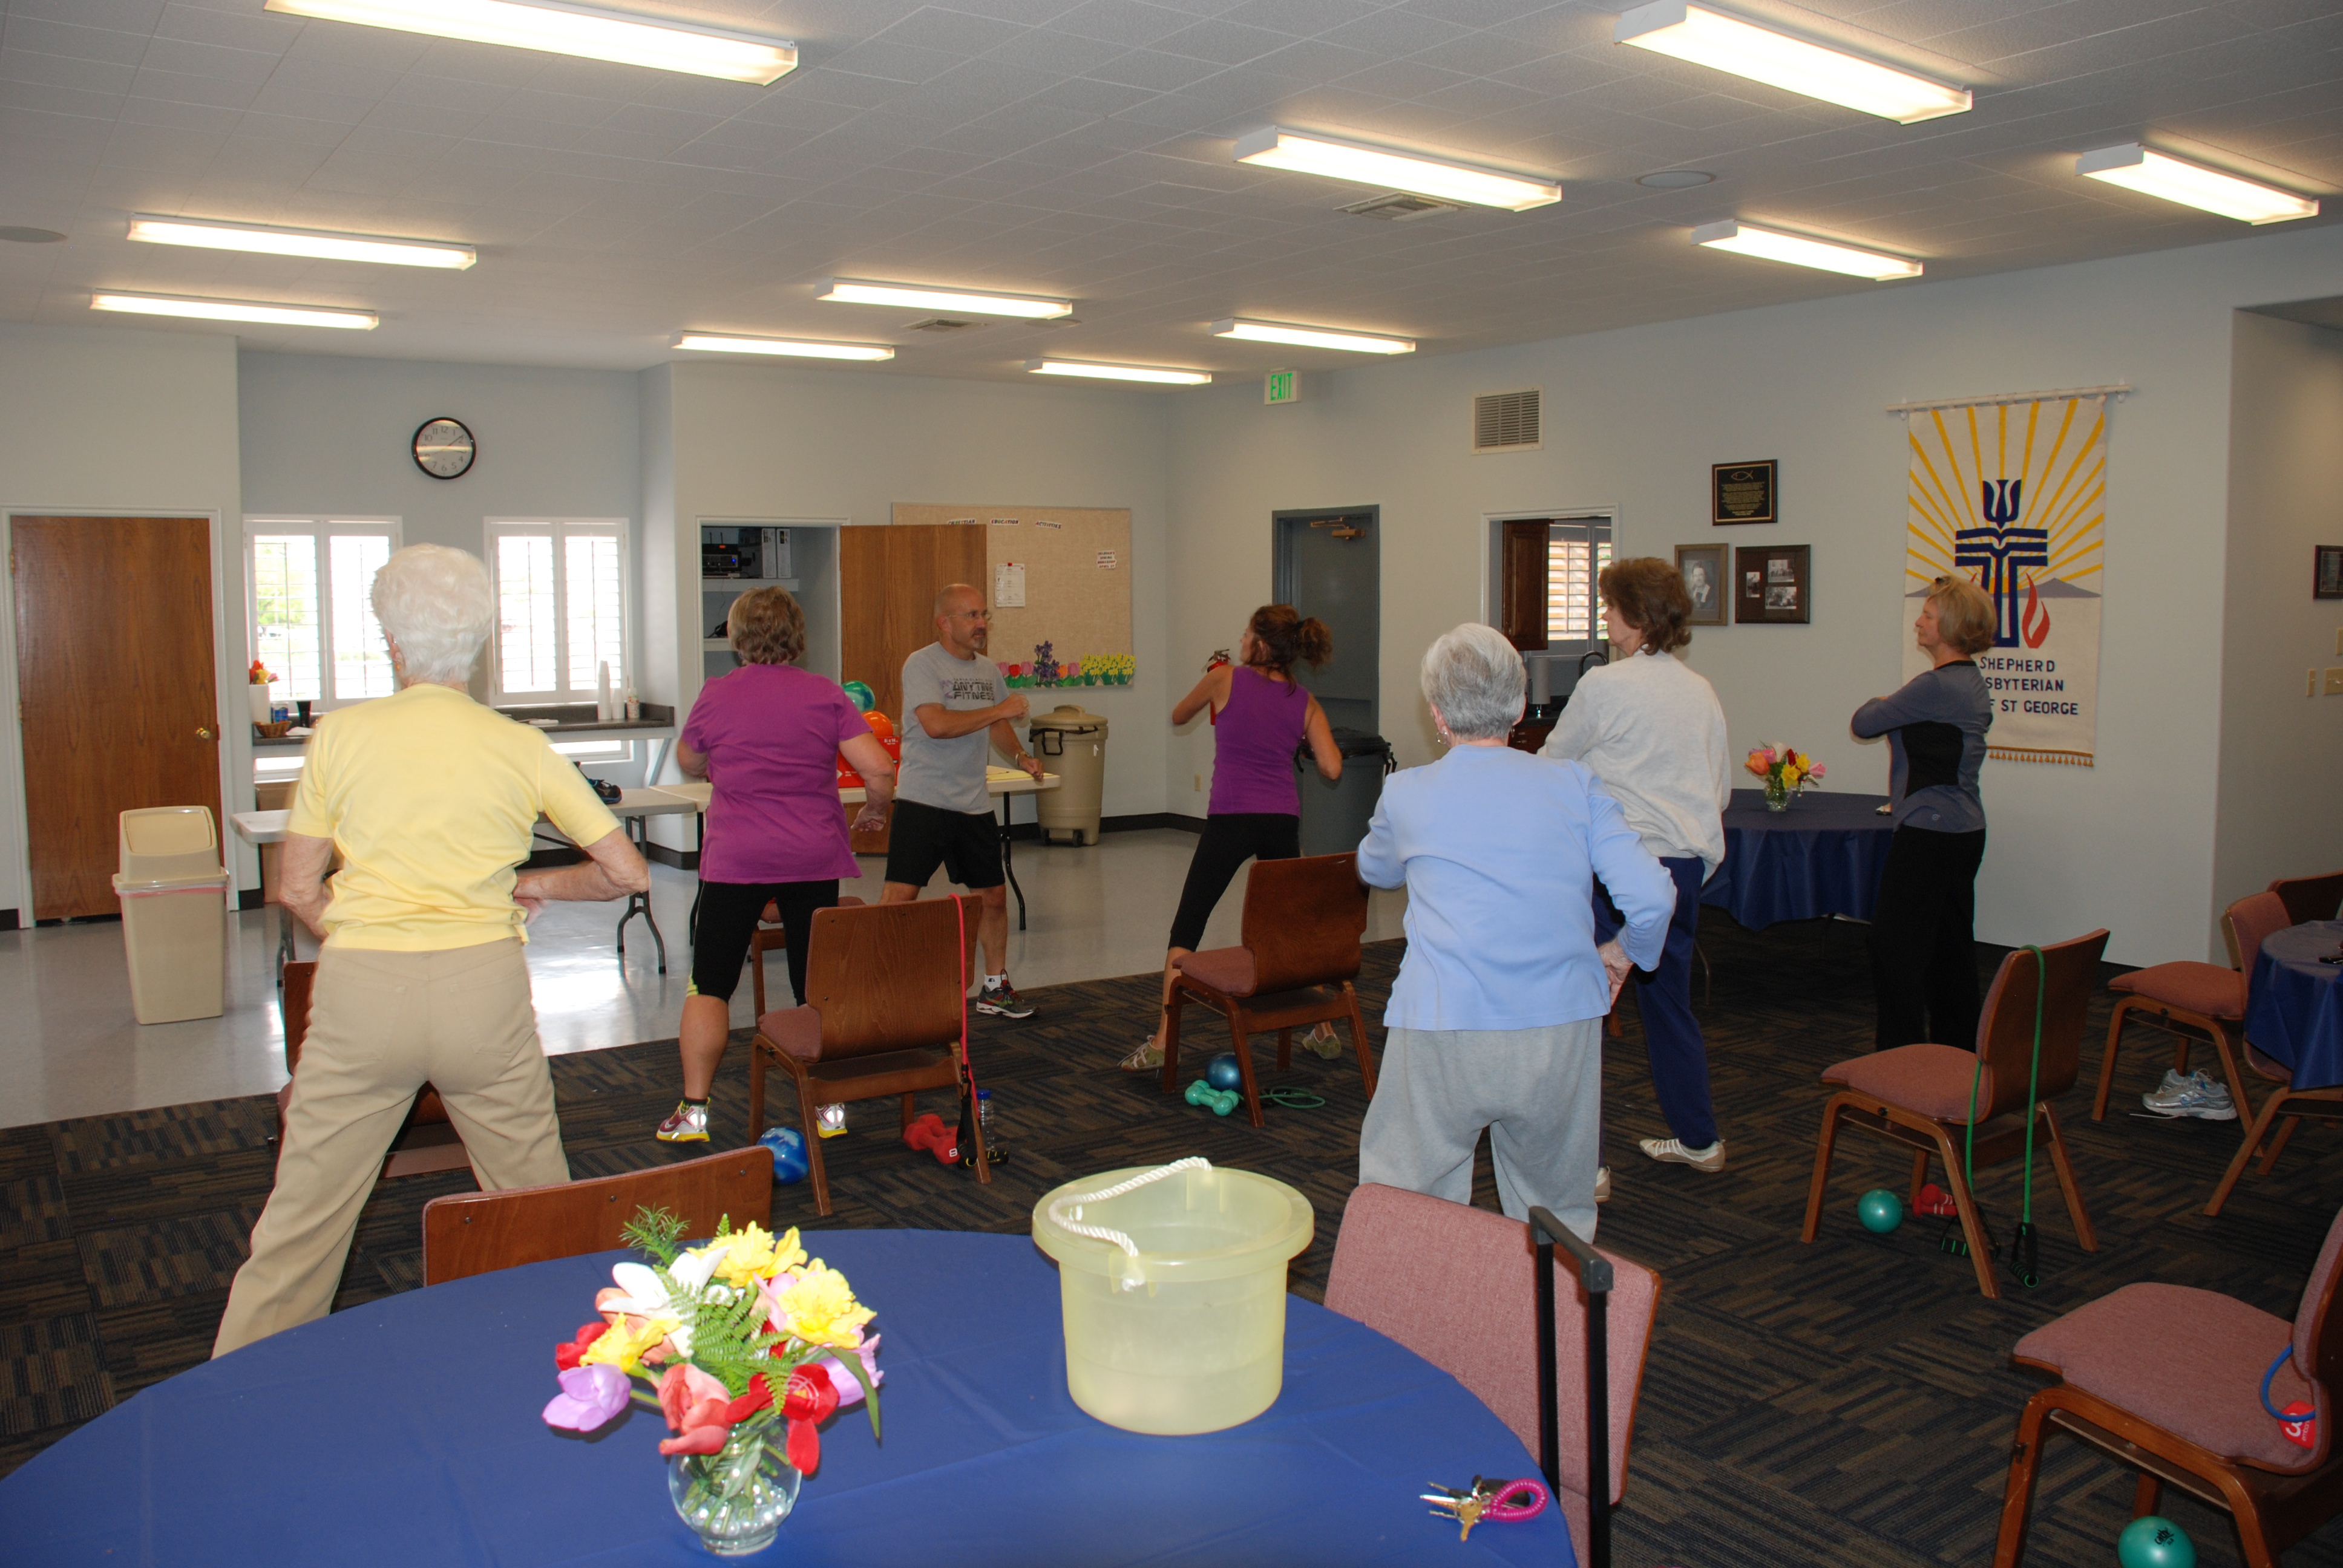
[1167, 812, 1300, 953]
[690, 879, 839, 1010]
[1869, 825, 1986, 1051]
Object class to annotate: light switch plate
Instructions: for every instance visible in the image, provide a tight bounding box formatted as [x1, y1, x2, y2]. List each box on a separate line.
[2328, 668, 2343, 696]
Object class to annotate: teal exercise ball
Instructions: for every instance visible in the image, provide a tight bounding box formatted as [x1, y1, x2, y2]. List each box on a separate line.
[842, 680, 876, 713]
[1205, 1053, 1244, 1092]
[2117, 1517, 2195, 1568]
[1856, 1189, 1903, 1234]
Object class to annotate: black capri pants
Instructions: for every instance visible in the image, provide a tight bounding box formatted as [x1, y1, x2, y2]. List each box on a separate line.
[690, 880, 839, 1011]
[1168, 812, 1300, 952]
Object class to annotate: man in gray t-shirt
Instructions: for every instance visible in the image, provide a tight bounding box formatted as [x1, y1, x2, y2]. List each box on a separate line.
[881, 583, 1044, 1018]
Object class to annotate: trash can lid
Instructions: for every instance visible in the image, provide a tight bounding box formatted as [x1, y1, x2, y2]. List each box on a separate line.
[1027, 704, 1109, 734]
[1326, 728, 1391, 757]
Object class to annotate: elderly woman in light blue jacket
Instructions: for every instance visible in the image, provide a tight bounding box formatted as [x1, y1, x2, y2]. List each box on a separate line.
[1356, 623, 1674, 1239]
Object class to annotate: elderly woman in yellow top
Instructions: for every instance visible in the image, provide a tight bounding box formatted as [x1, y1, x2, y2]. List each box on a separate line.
[212, 544, 649, 1357]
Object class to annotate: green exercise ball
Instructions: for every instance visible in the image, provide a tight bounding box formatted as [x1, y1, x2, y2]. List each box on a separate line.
[1856, 1188, 1903, 1234]
[842, 680, 876, 713]
[2117, 1517, 2195, 1568]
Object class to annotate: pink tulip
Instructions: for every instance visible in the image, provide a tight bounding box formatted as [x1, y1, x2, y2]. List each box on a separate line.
[1809, 763, 1826, 779]
[542, 1364, 630, 1432]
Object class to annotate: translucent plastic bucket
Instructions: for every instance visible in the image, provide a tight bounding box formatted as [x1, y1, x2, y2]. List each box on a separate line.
[1032, 1160, 1312, 1435]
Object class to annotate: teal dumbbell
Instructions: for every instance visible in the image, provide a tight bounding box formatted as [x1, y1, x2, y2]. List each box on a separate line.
[1185, 1079, 1240, 1116]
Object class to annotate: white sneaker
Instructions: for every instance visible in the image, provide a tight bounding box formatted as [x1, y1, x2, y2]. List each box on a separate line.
[1594, 1166, 1612, 1203]
[1639, 1137, 1726, 1173]
[816, 1102, 848, 1138]
[2141, 1069, 2236, 1121]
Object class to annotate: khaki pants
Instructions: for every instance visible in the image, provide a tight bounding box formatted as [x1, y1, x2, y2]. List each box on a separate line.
[212, 938, 568, 1357]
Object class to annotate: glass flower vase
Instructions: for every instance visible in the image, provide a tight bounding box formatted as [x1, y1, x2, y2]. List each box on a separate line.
[1763, 777, 1791, 812]
[668, 1425, 801, 1557]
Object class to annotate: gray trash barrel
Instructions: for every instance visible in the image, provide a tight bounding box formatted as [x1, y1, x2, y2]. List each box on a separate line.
[1028, 704, 1110, 846]
[1296, 728, 1394, 857]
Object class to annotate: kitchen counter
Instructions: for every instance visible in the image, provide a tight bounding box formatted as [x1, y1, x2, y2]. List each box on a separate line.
[251, 702, 675, 750]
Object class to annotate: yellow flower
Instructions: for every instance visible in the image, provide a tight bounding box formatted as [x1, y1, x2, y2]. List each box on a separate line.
[579, 1313, 675, 1374]
[699, 1223, 775, 1287]
[774, 1261, 875, 1350]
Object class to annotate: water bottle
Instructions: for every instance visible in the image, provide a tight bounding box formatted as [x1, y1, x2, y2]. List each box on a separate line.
[977, 1089, 993, 1128]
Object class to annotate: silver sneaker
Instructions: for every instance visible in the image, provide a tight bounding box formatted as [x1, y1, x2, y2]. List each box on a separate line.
[2141, 1068, 2236, 1121]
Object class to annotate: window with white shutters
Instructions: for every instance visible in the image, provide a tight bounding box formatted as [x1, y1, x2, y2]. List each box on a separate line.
[486, 518, 629, 703]
[1545, 521, 1613, 643]
[245, 518, 400, 710]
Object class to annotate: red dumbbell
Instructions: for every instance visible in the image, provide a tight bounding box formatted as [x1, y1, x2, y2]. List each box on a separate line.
[902, 1113, 958, 1165]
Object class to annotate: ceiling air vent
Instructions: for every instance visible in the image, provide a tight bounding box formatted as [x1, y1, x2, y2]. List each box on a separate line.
[1340, 192, 1460, 222]
[1473, 388, 1541, 452]
[906, 316, 985, 333]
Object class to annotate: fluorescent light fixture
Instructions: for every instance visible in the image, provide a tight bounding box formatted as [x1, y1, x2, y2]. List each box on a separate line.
[1026, 359, 1211, 387]
[128, 214, 476, 269]
[2076, 143, 2319, 225]
[1232, 127, 1559, 212]
[1691, 220, 1921, 280]
[90, 291, 379, 329]
[261, 0, 796, 85]
[1616, 2, 1970, 123]
[674, 333, 893, 361]
[817, 278, 1070, 319]
[1209, 318, 1415, 354]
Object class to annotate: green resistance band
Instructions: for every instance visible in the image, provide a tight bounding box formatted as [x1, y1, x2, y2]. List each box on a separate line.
[1262, 1088, 1325, 1110]
[1961, 944, 2047, 1287]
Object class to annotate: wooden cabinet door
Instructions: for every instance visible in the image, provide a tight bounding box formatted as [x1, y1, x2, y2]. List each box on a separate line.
[12, 517, 222, 921]
[1500, 519, 1550, 652]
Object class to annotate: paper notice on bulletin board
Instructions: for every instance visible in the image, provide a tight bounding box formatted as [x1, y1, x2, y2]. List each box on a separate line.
[894, 502, 1132, 676]
[994, 561, 1026, 607]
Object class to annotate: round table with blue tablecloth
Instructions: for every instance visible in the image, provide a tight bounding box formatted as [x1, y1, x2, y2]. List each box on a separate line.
[2246, 921, 2343, 1091]
[1700, 789, 1897, 929]
[0, 1229, 1573, 1568]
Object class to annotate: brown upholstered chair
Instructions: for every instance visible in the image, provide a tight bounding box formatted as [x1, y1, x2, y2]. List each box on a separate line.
[2205, 1052, 2343, 1218]
[2095, 892, 2290, 1134]
[2270, 870, 2343, 928]
[1323, 1183, 1661, 1567]
[1801, 930, 2110, 1299]
[1160, 852, 1376, 1127]
[1991, 1204, 2343, 1567]
[748, 895, 865, 1018]
[746, 895, 986, 1217]
[275, 959, 470, 1181]
[420, 1148, 773, 1285]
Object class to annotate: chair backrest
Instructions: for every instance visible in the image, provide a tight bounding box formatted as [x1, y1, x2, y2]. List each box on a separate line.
[2227, 891, 2293, 974]
[1238, 852, 1369, 993]
[799, 895, 981, 1060]
[1323, 1183, 1659, 1560]
[1976, 929, 2110, 1116]
[2270, 871, 2343, 928]
[420, 1147, 774, 1285]
[2295, 1205, 2343, 1466]
[281, 959, 315, 1076]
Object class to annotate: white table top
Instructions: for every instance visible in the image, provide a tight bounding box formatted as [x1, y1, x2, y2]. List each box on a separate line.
[658, 769, 1058, 809]
[231, 788, 703, 848]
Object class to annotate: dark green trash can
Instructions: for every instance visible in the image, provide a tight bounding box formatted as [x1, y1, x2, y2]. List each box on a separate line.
[1296, 728, 1394, 858]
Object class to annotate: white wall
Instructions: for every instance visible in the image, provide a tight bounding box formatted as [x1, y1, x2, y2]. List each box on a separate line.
[1165, 224, 2343, 967]
[2214, 311, 2343, 916]
[0, 322, 244, 913]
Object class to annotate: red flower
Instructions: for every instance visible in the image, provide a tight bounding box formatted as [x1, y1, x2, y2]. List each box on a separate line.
[553, 1322, 608, 1370]
[781, 1363, 838, 1475]
[657, 1364, 738, 1457]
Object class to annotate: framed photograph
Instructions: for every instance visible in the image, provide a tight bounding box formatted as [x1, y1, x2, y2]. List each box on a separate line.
[1676, 544, 1728, 626]
[2318, 545, 2343, 600]
[1735, 544, 1810, 624]
[1712, 459, 1777, 526]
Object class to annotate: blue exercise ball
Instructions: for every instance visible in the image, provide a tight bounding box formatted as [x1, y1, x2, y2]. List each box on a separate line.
[2117, 1517, 2195, 1568]
[1856, 1188, 1903, 1234]
[758, 1125, 810, 1185]
[1205, 1053, 1244, 1092]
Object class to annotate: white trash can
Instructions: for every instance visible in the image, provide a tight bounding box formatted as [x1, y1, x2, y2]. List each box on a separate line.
[1028, 705, 1110, 846]
[115, 806, 231, 1024]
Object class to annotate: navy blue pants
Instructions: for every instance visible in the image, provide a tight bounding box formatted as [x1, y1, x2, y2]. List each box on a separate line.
[1593, 856, 1719, 1150]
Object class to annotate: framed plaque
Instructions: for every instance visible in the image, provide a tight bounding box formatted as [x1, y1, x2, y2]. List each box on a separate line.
[1712, 459, 1777, 525]
[1675, 544, 1728, 626]
[1735, 544, 1810, 625]
[2317, 544, 2343, 599]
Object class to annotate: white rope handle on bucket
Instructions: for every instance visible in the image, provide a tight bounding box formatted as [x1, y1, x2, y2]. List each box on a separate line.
[1047, 1157, 1210, 1290]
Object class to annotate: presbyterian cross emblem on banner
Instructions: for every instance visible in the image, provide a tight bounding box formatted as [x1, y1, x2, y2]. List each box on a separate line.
[1903, 395, 2108, 766]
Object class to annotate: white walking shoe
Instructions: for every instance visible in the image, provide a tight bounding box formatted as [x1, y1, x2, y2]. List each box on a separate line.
[1639, 1137, 1726, 1173]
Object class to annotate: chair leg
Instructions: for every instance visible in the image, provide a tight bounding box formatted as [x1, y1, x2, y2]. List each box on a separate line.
[1159, 989, 1185, 1095]
[1343, 982, 1377, 1096]
[2092, 998, 2133, 1120]
[1799, 1097, 1846, 1244]
[899, 1094, 916, 1137]
[2038, 1102, 2097, 1252]
[747, 1039, 768, 1142]
[1936, 1125, 2001, 1298]
[2207, 1089, 2290, 1216]
[1907, 1149, 1931, 1209]
[2131, 1473, 2161, 1518]
[2203, 1019, 2256, 1131]
[1277, 1027, 1293, 1071]
[795, 1069, 833, 1218]
[1992, 1392, 2054, 1567]
[2257, 1114, 2302, 1175]
[1227, 1014, 1264, 1128]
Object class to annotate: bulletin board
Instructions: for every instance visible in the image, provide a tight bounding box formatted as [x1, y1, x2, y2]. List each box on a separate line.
[891, 503, 1132, 678]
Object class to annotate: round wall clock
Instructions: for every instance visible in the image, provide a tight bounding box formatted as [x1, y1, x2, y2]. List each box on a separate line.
[411, 416, 476, 479]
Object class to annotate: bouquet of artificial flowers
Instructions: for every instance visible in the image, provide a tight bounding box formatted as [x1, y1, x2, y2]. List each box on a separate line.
[1746, 745, 1824, 807]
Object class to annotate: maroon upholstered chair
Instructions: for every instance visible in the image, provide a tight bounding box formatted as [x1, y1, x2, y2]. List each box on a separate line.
[748, 894, 866, 1018]
[1801, 930, 2109, 1299]
[1991, 1204, 2343, 1567]
[2204, 1047, 2343, 1218]
[2270, 870, 2343, 928]
[2095, 892, 2290, 1134]
[1323, 1183, 1660, 1567]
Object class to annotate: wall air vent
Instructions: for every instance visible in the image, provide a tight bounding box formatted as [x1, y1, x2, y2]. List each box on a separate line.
[1473, 388, 1542, 452]
[906, 316, 985, 333]
[1340, 192, 1461, 222]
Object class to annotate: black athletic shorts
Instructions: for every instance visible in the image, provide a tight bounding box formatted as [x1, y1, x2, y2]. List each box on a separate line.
[883, 797, 1003, 890]
[689, 879, 837, 1008]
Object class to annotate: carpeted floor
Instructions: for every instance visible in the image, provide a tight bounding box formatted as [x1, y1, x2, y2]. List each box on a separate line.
[5, 913, 2341, 1567]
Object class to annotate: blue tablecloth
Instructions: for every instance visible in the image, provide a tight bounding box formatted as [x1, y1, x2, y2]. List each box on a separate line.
[0, 1230, 1571, 1567]
[2246, 921, 2343, 1092]
[1700, 788, 1896, 930]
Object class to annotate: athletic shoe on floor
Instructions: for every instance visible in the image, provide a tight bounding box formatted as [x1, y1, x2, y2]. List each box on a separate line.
[655, 1101, 708, 1143]
[976, 978, 1035, 1019]
[816, 1103, 848, 1138]
[1594, 1166, 1612, 1204]
[1299, 1022, 1342, 1060]
[1119, 1039, 1163, 1072]
[1639, 1137, 1726, 1172]
[2141, 1068, 2236, 1120]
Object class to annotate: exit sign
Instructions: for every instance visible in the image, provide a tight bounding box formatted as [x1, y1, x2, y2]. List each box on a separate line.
[1264, 369, 1300, 405]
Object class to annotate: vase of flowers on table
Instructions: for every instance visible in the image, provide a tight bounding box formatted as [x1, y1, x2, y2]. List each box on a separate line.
[1746, 745, 1824, 811]
[540, 1209, 882, 1558]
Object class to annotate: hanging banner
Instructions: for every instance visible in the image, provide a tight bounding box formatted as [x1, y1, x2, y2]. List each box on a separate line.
[1902, 394, 2106, 766]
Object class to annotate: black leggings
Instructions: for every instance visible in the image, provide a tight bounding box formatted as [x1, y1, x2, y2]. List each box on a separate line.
[1869, 826, 1986, 1051]
[1168, 813, 1300, 952]
[690, 880, 838, 1010]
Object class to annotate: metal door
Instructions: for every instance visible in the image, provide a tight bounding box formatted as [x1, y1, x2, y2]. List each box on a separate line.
[1272, 508, 1378, 736]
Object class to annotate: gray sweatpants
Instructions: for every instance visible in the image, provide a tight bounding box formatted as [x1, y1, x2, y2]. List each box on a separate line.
[1357, 1019, 1603, 1241]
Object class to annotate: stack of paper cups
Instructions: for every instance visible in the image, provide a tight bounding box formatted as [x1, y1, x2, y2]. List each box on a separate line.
[597, 661, 612, 722]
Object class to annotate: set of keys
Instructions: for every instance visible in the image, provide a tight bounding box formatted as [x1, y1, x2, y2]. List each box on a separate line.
[1420, 1474, 1552, 1542]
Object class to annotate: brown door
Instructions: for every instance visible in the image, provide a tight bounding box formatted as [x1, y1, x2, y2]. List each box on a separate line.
[12, 517, 222, 920]
[1500, 519, 1551, 652]
[840, 523, 987, 855]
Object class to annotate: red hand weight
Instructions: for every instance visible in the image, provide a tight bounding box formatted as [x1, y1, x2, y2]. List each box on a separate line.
[902, 1112, 959, 1164]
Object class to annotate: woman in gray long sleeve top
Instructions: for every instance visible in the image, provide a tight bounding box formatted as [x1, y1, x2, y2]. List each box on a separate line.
[1850, 577, 1996, 1051]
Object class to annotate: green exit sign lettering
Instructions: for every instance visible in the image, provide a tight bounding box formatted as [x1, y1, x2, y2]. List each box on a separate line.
[1264, 369, 1300, 405]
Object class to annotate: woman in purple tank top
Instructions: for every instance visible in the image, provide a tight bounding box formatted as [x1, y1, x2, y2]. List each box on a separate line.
[1119, 606, 1343, 1071]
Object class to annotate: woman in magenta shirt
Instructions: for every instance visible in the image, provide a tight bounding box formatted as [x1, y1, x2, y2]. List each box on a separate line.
[655, 589, 895, 1144]
[1120, 605, 1343, 1071]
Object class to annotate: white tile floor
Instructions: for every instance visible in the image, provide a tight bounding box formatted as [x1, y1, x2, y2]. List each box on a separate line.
[0, 830, 1406, 1128]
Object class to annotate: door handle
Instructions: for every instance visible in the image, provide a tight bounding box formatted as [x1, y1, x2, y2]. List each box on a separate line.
[195, 725, 215, 741]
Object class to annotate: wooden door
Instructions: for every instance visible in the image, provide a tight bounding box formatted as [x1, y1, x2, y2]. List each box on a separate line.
[1500, 520, 1550, 651]
[12, 517, 222, 920]
[839, 523, 987, 855]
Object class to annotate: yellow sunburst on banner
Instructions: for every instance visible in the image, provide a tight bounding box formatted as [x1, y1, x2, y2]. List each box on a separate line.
[1906, 397, 2105, 594]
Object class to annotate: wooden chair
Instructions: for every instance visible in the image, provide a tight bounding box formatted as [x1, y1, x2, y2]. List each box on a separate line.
[2270, 869, 2343, 928]
[748, 895, 865, 1017]
[1801, 930, 2110, 1299]
[2205, 1051, 2343, 1218]
[1160, 852, 1376, 1127]
[2095, 892, 2290, 1136]
[420, 1148, 773, 1285]
[1324, 1183, 1662, 1568]
[746, 895, 986, 1217]
[1991, 1204, 2343, 1567]
[275, 959, 470, 1181]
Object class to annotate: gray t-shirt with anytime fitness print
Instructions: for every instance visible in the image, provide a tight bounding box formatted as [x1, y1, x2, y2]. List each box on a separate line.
[896, 641, 1004, 815]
